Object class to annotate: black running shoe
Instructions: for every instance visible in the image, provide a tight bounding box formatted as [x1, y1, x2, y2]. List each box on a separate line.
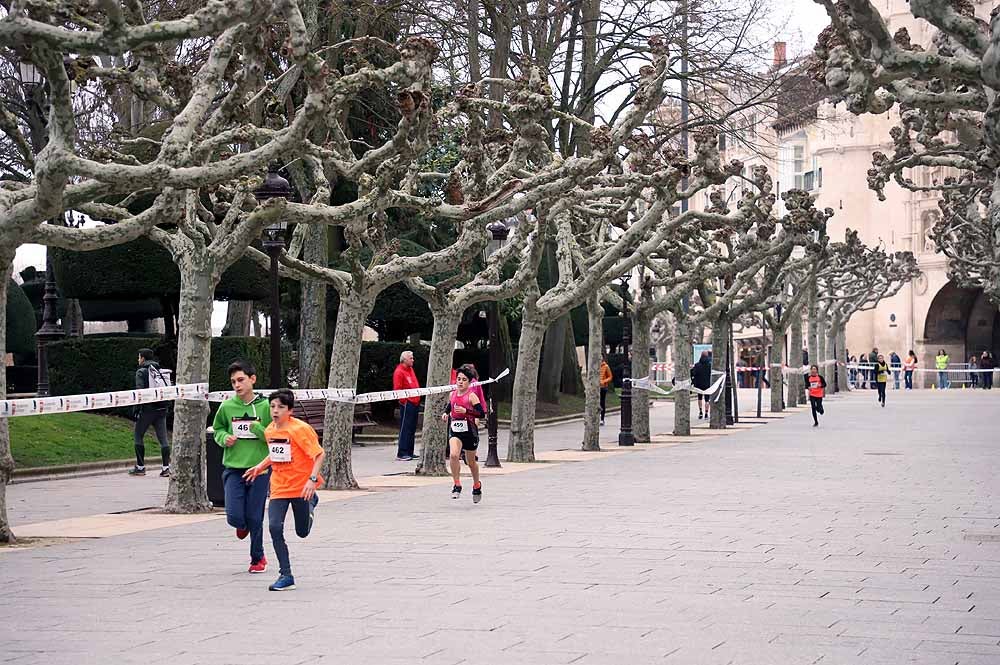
[472, 483, 482, 504]
[451, 484, 462, 499]
[159, 467, 170, 478]
[128, 466, 146, 476]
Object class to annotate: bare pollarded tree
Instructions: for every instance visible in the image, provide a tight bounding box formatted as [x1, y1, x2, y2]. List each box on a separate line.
[0, 0, 349, 534]
[811, 0, 999, 303]
[814, 229, 921, 391]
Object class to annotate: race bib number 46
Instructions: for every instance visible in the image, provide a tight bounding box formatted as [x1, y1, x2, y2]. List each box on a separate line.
[233, 418, 258, 439]
[269, 439, 292, 463]
[450, 419, 469, 433]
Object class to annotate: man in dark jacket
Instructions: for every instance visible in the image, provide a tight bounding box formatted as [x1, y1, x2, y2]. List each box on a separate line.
[691, 350, 713, 420]
[129, 348, 172, 477]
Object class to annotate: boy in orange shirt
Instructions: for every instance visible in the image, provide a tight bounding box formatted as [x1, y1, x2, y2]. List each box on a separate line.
[244, 389, 325, 591]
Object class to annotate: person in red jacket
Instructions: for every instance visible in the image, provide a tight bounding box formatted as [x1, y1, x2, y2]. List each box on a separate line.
[803, 364, 827, 427]
[393, 350, 421, 461]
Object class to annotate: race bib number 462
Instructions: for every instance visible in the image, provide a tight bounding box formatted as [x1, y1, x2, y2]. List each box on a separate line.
[269, 439, 292, 463]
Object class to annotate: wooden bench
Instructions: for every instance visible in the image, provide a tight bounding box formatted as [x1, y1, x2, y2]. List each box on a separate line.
[295, 399, 377, 442]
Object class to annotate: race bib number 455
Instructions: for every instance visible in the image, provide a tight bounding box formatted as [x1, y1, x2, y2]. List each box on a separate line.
[268, 438, 292, 463]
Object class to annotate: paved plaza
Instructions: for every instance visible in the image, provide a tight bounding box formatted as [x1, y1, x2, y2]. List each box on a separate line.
[2, 388, 1000, 665]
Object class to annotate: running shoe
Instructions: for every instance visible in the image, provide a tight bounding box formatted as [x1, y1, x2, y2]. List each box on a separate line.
[128, 466, 146, 476]
[268, 575, 296, 591]
[309, 493, 318, 532]
[472, 482, 482, 504]
[236, 528, 250, 540]
[249, 557, 268, 574]
[396, 455, 413, 461]
[451, 484, 462, 499]
[159, 467, 170, 478]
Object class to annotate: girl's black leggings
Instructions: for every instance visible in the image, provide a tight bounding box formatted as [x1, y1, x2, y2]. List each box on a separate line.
[877, 382, 887, 404]
[809, 396, 824, 424]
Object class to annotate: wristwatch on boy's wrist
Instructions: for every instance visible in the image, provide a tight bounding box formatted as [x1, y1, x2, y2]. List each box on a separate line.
[309, 475, 318, 483]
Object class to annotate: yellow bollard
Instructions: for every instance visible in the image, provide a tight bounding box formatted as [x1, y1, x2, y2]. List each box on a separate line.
[932, 383, 937, 390]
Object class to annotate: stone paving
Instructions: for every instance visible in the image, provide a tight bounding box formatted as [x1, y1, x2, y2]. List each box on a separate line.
[2, 388, 999, 665]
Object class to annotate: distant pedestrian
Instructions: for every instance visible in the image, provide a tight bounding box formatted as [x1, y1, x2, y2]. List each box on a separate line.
[935, 349, 950, 389]
[981, 352, 995, 390]
[848, 355, 858, 387]
[868, 348, 879, 390]
[875, 354, 890, 407]
[691, 350, 713, 420]
[969, 355, 979, 388]
[804, 364, 826, 427]
[904, 350, 917, 390]
[393, 350, 421, 461]
[890, 351, 901, 389]
[599, 356, 613, 426]
[129, 348, 172, 477]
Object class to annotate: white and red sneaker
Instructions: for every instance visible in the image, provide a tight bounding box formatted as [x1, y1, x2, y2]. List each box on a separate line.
[248, 557, 267, 574]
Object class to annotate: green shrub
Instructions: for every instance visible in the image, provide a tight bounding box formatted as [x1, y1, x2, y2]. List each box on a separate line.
[51, 237, 269, 302]
[6, 279, 35, 356]
[47, 336, 278, 418]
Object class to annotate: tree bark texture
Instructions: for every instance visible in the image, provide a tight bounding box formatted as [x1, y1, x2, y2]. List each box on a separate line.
[494, 315, 515, 403]
[508, 316, 546, 462]
[807, 280, 819, 368]
[672, 316, 693, 437]
[320, 294, 371, 489]
[770, 322, 786, 413]
[788, 312, 803, 407]
[709, 315, 728, 429]
[825, 327, 838, 393]
[560, 323, 583, 395]
[538, 314, 568, 403]
[165, 265, 215, 514]
[631, 307, 652, 442]
[298, 224, 328, 388]
[224, 300, 253, 336]
[416, 309, 461, 476]
[836, 325, 850, 392]
[0, 254, 16, 543]
[581, 293, 602, 451]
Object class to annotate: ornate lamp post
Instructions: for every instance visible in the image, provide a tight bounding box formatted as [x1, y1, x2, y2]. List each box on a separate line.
[618, 275, 634, 446]
[17, 57, 64, 396]
[254, 165, 292, 388]
[483, 220, 510, 467]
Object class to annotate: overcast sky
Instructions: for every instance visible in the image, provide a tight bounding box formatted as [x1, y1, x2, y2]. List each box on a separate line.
[12, 0, 832, 330]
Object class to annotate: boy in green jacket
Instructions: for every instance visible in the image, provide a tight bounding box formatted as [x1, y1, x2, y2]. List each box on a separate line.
[212, 360, 271, 573]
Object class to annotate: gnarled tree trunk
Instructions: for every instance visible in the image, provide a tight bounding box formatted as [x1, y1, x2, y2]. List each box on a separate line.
[788, 312, 803, 407]
[538, 314, 568, 403]
[0, 253, 15, 543]
[672, 316, 693, 436]
[416, 308, 461, 476]
[509, 314, 546, 462]
[581, 292, 602, 451]
[709, 314, 728, 429]
[298, 224, 328, 388]
[631, 307, 652, 442]
[224, 300, 253, 336]
[321, 292, 370, 489]
[825, 326, 838, 393]
[770, 323, 786, 413]
[165, 263, 216, 513]
[835, 324, 849, 392]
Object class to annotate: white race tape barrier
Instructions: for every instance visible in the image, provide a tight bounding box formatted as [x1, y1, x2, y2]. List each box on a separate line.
[628, 369, 727, 402]
[847, 363, 998, 374]
[0, 369, 512, 418]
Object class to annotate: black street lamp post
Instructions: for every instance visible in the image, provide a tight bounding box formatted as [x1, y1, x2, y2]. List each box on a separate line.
[618, 276, 634, 446]
[17, 58, 64, 397]
[254, 166, 292, 389]
[483, 221, 510, 467]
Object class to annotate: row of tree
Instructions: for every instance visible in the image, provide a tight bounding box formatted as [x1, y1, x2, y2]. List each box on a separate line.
[4, 0, 974, 544]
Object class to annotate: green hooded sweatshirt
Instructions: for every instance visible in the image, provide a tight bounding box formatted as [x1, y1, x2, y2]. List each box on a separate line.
[212, 393, 271, 469]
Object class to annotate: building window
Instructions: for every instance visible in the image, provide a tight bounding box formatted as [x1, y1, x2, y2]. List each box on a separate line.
[793, 145, 805, 189]
[748, 113, 757, 137]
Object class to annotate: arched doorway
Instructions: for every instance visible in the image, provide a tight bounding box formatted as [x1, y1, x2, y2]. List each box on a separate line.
[922, 281, 1000, 384]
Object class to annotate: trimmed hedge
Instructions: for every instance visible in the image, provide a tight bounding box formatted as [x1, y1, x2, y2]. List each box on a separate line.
[6, 279, 36, 356]
[47, 335, 278, 398]
[51, 237, 270, 302]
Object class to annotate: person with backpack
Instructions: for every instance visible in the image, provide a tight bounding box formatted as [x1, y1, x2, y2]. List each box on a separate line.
[803, 364, 826, 427]
[129, 348, 172, 477]
[691, 350, 713, 420]
[875, 353, 890, 407]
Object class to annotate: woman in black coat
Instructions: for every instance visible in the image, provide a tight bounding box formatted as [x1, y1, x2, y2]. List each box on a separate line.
[691, 350, 713, 420]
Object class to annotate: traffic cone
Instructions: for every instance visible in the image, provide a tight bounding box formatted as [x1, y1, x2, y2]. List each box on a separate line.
[932, 383, 937, 390]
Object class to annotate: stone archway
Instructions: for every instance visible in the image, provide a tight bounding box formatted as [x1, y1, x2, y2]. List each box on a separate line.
[920, 281, 1000, 386]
